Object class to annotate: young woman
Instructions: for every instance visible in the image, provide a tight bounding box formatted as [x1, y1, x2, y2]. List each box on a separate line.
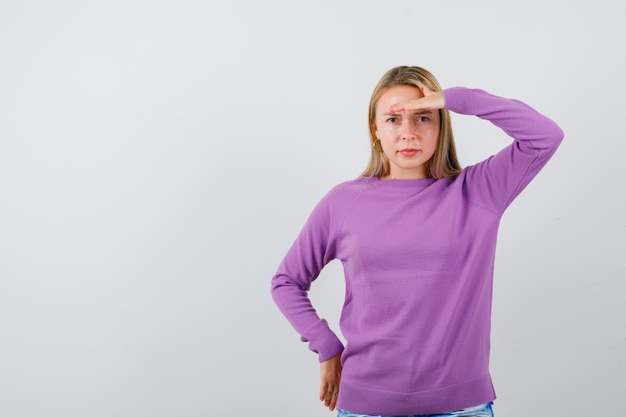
[271, 66, 563, 417]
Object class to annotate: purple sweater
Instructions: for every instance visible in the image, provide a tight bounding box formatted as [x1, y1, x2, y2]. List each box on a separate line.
[271, 87, 564, 415]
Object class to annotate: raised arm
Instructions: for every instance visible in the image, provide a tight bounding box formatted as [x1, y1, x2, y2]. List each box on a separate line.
[394, 85, 564, 212]
[444, 87, 564, 212]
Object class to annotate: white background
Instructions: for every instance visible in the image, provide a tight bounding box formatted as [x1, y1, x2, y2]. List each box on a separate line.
[1, 1, 624, 416]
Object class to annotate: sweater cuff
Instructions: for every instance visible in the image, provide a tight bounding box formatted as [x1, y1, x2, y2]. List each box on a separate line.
[300, 319, 344, 362]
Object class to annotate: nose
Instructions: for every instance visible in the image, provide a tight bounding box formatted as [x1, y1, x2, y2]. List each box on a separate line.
[401, 117, 416, 141]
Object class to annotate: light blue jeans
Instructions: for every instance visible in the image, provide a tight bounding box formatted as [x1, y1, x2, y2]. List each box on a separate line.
[337, 402, 493, 417]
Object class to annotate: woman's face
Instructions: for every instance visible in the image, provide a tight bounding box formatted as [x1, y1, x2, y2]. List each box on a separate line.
[374, 85, 440, 179]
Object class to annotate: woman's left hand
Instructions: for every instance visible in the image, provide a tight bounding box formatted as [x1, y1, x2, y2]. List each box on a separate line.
[388, 86, 445, 113]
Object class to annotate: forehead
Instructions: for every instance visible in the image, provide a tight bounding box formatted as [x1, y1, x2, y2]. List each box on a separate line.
[377, 85, 424, 109]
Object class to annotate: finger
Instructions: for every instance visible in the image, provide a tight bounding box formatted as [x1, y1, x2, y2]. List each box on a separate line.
[329, 389, 339, 410]
[388, 100, 417, 113]
[323, 385, 339, 408]
[388, 92, 429, 112]
[392, 94, 445, 113]
[421, 85, 434, 96]
[321, 384, 332, 405]
[321, 388, 331, 407]
[323, 392, 331, 408]
[322, 393, 332, 409]
[319, 381, 327, 401]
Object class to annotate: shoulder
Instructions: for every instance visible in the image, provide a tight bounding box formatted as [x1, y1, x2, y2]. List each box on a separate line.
[316, 177, 370, 212]
[328, 177, 370, 194]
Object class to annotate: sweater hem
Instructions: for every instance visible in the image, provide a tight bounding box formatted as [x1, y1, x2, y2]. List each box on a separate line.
[337, 374, 496, 416]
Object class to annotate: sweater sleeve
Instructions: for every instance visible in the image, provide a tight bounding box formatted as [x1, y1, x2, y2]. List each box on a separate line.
[444, 87, 564, 213]
[270, 189, 344, 362]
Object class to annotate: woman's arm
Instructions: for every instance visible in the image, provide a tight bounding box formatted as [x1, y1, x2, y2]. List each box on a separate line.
[445, 86, 564, 212]
[270, 191, 344, 363]
[392, 86, 564, 212]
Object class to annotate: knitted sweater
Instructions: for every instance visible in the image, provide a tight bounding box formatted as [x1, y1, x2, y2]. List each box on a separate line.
[271, 87, 564, 415]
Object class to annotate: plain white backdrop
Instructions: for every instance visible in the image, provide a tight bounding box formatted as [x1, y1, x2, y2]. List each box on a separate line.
[0, 1, 624, 416]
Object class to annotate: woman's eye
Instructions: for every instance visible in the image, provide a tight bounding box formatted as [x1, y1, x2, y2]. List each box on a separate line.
[386, 117, 397, 123]
[416, 116, 428, 122]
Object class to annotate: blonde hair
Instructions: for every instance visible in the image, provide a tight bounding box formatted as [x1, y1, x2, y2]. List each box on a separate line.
[361, 66, 462, 179]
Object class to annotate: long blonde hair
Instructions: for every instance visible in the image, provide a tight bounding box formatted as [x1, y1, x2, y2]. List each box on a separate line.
[361, 66, 462, 179]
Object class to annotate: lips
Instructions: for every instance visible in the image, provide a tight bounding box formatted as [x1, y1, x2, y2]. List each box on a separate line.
[399, 148, 419, 157]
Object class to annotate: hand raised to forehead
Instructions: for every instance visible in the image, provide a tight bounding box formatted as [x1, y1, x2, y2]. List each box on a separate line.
[388, 86, 445, 114]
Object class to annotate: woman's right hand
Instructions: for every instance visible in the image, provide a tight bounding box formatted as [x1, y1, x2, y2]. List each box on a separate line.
[319, 353, 342, 411]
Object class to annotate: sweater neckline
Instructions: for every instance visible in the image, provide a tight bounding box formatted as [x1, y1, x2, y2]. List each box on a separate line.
[365, 176, 436, 189]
